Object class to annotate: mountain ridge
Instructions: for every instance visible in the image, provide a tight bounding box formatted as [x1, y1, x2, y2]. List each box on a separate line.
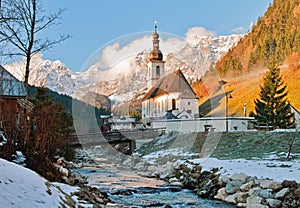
[4, 33, 242, 107]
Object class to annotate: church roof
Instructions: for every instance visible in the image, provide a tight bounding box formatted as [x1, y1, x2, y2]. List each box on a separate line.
[0, 65, 26, 97]
[143, 69, 198, 101]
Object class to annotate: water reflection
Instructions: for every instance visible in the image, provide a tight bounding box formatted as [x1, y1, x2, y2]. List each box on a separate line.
[75, 163, 234, 207]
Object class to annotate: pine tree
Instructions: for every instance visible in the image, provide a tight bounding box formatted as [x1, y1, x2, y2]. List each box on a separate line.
[254, 65, 295, 129]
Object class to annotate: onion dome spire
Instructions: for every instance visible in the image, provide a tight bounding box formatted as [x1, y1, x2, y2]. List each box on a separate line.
[149, 20, 163, 61]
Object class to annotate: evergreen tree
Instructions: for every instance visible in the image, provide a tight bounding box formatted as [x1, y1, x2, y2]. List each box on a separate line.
[254, 65, 295, 129]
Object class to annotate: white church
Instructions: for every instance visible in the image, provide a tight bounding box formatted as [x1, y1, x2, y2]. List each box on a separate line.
[142, 23, 199, 121]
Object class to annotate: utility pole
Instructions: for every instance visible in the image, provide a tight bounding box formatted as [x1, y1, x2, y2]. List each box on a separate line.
[225, 93, 232, 132]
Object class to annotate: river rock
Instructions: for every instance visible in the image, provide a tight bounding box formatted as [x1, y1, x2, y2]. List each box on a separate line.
[247, 195, 263, 204]
[234, 191, 248, 203]
[259, 179, 282, 190]
[224, 194, 237, 204]
[282, 180, 297, 188]
[230, 173, 250, 182]
[266, 198, 282, 208]
[275, 187, 289, 199]
[214, 187, 228, 201]
[249, 187, 262, 196]
[240, 180, 255, 192]
[191, 173, 201, 180]
[180, 164, 191, 173]
[220, 175, 230, 183]
[218, 176, 230, 186]
[236, 202, 247, 207]
[294, 186, 300, 198]
[226, 180, 245, 194]
[245, 204, 268, 208]
[259, 188, 274, 199]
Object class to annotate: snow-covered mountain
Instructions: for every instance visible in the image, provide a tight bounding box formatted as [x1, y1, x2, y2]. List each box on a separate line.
[5, 53, 75, 96]
[4, 33, 242, 104]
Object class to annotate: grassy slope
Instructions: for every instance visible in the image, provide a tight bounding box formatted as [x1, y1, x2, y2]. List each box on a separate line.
[198, 67, 300, 117]
[137, 131, 300, 160]
[209, 132, 300, 160]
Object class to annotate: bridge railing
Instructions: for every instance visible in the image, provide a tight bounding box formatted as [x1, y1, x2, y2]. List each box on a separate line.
[69, 127, 165, 147]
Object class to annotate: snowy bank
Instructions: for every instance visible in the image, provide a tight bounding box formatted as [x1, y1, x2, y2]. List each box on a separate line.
[0, 158, 113, 208]
[0, 158, 79, 207]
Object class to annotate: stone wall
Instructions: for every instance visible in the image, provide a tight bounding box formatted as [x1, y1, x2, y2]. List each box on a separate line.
[165, 161, 300, 208]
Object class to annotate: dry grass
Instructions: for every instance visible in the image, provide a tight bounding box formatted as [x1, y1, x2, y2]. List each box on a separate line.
[198, 68, 300, 116]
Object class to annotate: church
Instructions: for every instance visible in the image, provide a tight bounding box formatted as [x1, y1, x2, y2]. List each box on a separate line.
[142, 23, 199, 121]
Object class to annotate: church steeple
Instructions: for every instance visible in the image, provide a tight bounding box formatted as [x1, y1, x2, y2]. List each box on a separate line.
[148, 21, 165, 89]
[149, 20, 163, 61]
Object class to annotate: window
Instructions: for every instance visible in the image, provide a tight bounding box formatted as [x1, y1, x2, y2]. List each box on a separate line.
[172, 99, 176, 110]
[188, 102, 190, 105]
[158, 102, 160, 113]
[187, 110, 192, 114]
[156, 66, 160, 76]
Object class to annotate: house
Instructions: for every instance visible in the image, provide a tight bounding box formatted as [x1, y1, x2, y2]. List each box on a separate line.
[0, 65, 34, 144]
[142, 23, 199, 121]
[290, 104, 300, 129]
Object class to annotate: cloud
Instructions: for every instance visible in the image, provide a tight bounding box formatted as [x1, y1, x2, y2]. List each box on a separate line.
[230, 26, 245, 34]
[185, 26, 216, 46]
[185, 26, 216, 38]
[84, 27, 217, 80]
[100, 35, 152, 68]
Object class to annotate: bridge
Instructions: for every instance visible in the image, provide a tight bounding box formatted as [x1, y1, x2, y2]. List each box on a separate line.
[69, 128, 165, 154]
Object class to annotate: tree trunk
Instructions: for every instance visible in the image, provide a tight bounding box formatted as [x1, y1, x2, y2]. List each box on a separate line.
[24, 54, 31, 98]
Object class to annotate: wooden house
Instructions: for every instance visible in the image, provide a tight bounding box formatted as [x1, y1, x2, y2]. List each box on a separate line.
[0, 65, 34, 145]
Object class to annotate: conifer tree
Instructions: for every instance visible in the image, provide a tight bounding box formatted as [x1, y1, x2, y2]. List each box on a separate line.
[254, 65, 295, 129]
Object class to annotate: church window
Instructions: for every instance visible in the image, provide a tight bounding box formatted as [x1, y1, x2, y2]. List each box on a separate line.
[158, 102, 160, 113]
[172, 99, 176, 110]
[156, 66, 160, 76]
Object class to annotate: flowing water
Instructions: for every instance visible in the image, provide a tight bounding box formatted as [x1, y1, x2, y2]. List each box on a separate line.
[75, 157, 234, 208]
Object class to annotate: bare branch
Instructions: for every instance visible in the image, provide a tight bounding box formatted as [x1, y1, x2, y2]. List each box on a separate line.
[0, 0, 70, 96]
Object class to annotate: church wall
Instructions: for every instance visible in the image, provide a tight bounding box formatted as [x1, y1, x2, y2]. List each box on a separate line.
[142, 93, 199, 120]
[152, 117, 254, 132]
[177, 98, 199, 118]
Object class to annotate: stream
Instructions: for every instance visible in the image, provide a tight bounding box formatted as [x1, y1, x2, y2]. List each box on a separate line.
[75, 156, 234, 208]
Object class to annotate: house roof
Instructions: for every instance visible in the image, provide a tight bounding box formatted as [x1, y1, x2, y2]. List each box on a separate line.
[289, 104, 300, 115]
[162, 111, 179, 119]
[0, 65, 26, 97]
[143, 69, 198, 101]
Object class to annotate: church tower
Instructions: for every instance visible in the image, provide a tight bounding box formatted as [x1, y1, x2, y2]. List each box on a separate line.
[148, 21, 165, 89]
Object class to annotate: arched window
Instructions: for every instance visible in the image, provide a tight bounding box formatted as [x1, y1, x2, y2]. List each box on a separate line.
[158, 102, 160, 113]
[172, 99, 176, 110]
[156, 65, 160, 76]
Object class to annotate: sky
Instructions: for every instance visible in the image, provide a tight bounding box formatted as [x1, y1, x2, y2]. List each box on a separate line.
[40, 0, 274, 72]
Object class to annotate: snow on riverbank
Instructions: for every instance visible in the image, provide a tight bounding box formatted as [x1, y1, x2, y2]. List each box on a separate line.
[0, 158, 88, 208]
[136, 145, 300, 183]
[193, 157, 300, 183]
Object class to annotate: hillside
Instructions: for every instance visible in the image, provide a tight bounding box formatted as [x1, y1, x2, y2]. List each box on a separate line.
[198, 56, 300, 116]
[196, 0, 300, 116]
[215, 0, 300, 77]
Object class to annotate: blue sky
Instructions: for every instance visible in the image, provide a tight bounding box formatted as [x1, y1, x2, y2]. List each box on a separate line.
[41, 0, 273, 72]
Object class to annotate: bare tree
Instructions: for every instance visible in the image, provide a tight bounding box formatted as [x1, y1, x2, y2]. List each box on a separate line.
[0, 0, 70, 96]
